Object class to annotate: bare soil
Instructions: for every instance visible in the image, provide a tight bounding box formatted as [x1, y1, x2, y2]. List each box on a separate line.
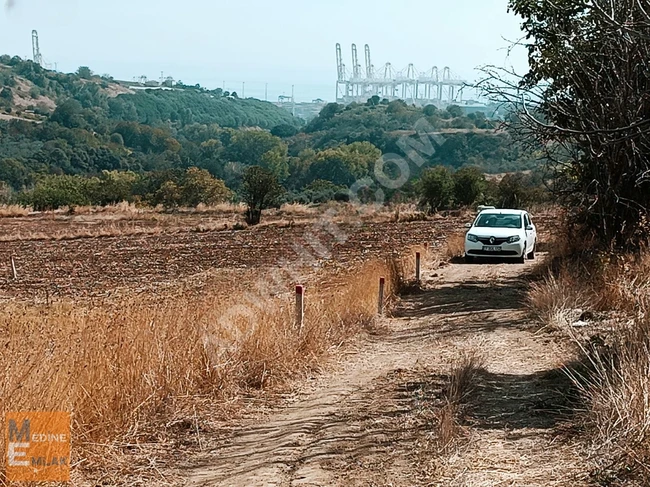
[183, 257, 591, 486]
[0, 218, 465, 301]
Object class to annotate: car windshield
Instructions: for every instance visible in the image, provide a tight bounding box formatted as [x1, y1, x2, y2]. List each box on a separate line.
[475, 214, 522, 229]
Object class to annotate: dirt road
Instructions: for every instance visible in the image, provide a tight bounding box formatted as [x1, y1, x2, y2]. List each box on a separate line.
[187, 258, 590, 487]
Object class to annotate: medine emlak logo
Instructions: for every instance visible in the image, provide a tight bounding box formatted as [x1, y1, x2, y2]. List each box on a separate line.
[5, 412, 70, 481]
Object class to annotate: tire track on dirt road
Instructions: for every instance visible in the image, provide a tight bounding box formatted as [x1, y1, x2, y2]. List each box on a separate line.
[188, 258, 590, 487]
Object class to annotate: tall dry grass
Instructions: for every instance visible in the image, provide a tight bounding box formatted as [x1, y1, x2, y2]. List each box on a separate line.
[444, 232, 467, 261]
[436, 352, 484, 451]
[0, 204, 31, 217]
[0, 254, 412, 483]
[528, 232, 650, 482]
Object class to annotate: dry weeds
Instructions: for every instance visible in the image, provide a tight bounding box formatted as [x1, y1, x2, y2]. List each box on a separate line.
[528, 231, 650, 484]
[0, 253, 413, 484]
[444, 232, 467, 261]
[436, 352, 484, 451]
[0, 204, 30, 217]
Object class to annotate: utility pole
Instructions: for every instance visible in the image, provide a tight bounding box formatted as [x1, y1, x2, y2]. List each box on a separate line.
[242, 81, 245, 98]
[292, 85, 296, 117]
[265, 83, 268, 101]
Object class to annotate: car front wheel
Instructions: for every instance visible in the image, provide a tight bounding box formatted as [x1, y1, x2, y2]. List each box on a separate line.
[465, 254, 475, 264]
[527, 241, 536, 260]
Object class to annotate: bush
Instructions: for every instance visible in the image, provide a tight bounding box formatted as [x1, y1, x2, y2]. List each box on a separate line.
[241, 166, 284, 225]
[180, 167, 232, 206]
[26, 175, 91, 211]
[453, 167, 487, 207]
[417, 166, 454, 213]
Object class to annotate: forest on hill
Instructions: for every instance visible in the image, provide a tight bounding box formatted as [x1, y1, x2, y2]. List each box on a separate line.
[0, 56, 545, 211]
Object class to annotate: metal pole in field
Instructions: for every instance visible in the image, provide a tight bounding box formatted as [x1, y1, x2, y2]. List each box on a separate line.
[295, 285, 305, 332]
[378, 277, 385, 315]
[416, 252, 421, 283]
[10, 256, 17, 280]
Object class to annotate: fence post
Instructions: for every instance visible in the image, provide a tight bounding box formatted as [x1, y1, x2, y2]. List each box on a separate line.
[10, 256, 17, 280]
[416, 252, 421, 283]
[295, 285, 305, 333]
[378, 277, 385, 315]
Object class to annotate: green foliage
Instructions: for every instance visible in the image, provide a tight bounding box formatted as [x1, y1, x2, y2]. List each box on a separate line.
[76, 66, 93, 80]
[0, 54, 540, 209]
[496, 172, 549, 209]
[180, 167, 232, 207]
[0, 157, 30, 189]
[110, 90, 301, 129]
[453, 167, 487, 206]
[90, 170, 139, 206]
[26, 174, 91, 211]
[418, 166, 454, 213]
[241, 165, 284, 225]
[271, 124, 298, 138]
[305, 141, 381, 187]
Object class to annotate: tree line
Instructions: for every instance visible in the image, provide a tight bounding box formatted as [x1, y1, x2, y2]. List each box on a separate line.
[0, 55, 548, 221]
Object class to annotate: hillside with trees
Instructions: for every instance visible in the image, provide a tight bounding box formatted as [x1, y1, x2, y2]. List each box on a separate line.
[0, 55, 545, 213]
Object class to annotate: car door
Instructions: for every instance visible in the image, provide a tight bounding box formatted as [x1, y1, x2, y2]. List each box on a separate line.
[524, 213, 535, 250]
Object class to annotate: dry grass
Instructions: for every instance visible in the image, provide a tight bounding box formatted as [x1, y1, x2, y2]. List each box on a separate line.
[0, 254, 412, 484]
[0, 201, 428, 243]
[445, 232, 467, 261]
[527, 230, 650, 483]
[0, 204, 31, 217]
[436, 352, 484, 451]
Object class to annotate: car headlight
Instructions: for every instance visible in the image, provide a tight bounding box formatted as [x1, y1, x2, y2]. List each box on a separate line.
[508, 236, 521, 243]
[467, 234, 479, 243]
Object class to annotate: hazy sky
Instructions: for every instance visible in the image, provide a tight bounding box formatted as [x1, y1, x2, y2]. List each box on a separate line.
[0, 0, 527, 102]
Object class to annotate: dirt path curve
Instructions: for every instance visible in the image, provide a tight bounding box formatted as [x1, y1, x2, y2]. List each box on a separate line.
[188, 259, 590, 487]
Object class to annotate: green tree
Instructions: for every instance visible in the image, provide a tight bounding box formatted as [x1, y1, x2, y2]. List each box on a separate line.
[0, 158, 30, 190]
[506, 0, 650, 248]
[453, 167, 487, 207]
[227, 131, 286, 165]
[418, 166, 454, 213]
[27, 175, 90, 211]
[241, 165, 284, 225]
[271, 124, 298, 138]
[50, 99, 85, 128]
[94, 170, 139, 205]
[447, 105, 463, 118]
[306, 142, 380, 187]
[76, 66, 93, 79]
[155, 180, 182, 209]
[180, 167, 231, 207]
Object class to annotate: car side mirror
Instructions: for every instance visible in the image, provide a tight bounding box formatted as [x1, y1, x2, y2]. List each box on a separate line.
[465, 223, 472, 229]
[526, 225, 534, 231]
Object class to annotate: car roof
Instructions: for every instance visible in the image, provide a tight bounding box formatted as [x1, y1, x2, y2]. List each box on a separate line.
[479, 209, 527, 216]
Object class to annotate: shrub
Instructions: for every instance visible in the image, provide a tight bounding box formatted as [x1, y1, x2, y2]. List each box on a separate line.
[418, 166, 454, 213]
[26, 175, 91, 211]
[241, 165, 284, 225]
[453, 167, 487, 207]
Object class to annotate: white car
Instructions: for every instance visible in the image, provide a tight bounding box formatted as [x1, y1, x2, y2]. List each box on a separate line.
[464, 209, 537, 263]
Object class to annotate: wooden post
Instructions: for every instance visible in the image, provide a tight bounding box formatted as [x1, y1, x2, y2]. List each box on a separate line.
[10, 256, 17, 280]
[295, 285, 305, 332]
[416, 252, 421, 283]
[378, 277, 385, 315]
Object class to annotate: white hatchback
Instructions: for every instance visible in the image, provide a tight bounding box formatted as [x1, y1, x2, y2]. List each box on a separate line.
[464, 209, 537, 263]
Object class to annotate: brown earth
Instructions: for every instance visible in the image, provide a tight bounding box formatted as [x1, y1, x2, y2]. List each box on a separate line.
[184, 257, 590, 487]
[0, 210, 557, 302]
[0, 218, 465, 301]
